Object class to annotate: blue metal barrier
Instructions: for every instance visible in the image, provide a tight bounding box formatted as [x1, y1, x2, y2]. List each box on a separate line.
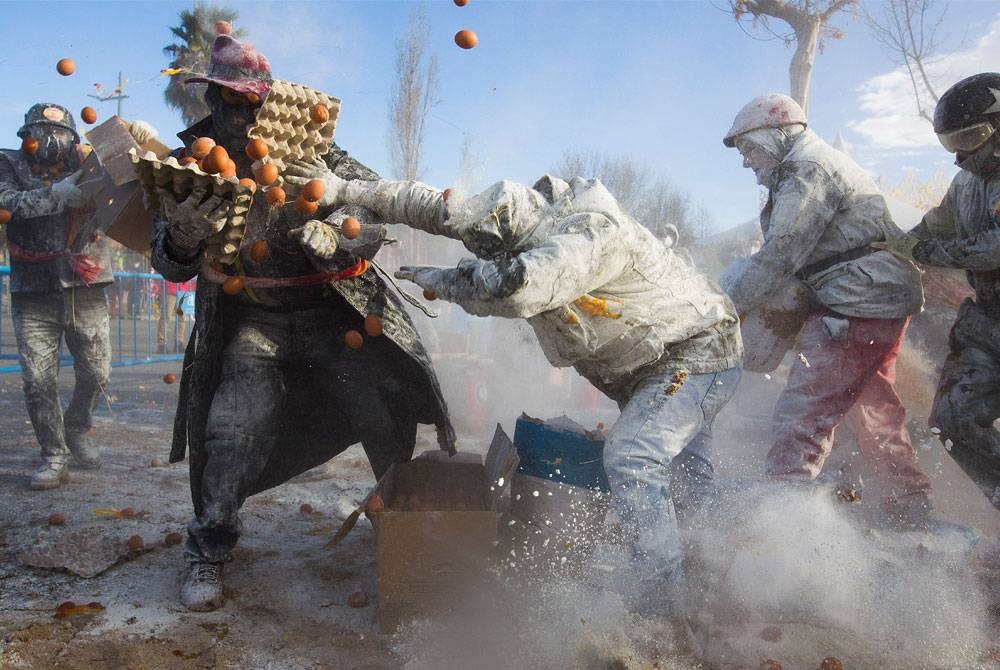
[0, 266, 191, 373]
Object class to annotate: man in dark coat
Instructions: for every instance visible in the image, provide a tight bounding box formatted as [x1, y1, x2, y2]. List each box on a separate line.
[150, 34, 454, 611]
[0, 103, 112, 490]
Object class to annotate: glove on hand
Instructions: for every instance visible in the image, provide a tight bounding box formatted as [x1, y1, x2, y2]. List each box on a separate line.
[51, 169, 87, 209]
[158, 184, 229, 250]
[288, 219, 339, 260]
[128, 120, 158, 145]
[395, 265, 455, 297]
[283, 158, 349, 207]
[871, 236, 920, 261]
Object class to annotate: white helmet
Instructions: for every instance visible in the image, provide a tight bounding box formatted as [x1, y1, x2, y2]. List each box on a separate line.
[723, 94, 807, 147]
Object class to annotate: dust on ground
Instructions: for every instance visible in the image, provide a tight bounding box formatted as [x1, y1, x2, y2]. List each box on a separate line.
[1, 357, 999, 670]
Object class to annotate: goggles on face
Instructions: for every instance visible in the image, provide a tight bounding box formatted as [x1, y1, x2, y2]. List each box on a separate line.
[937, 121, 996, 154]
[219, 87, 261, 107]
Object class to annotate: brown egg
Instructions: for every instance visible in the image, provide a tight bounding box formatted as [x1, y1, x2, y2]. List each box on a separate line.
[363, 314, 383, 337]
[178, 156, 198, 166]
[819, 659, 844, 670]
[340, 216, 361, 239]
[222, 276, 245, 296]
[21, 137, 38, 155]
[238, 177, 257, 193]
[0, 209, 11, 225]
[219, 160, 237, 179]
[126, 535, 144, 551]
[346, 591, 369, 608]
[190, 137, 216, 160]
[249, 240, 269, 263]
[454, 0, 469, 5]
[422, 288, 437, 301]
[255, 162, 278, 187]
[365, 494, 385, 516]
[215, 20, 233, 35]
[203, 145, 230, 174]
[245, 138, 268, 161]
[344, 329, 364, 350]
[80, 107, 97, 124]
[56, 58, 75, 76]
[265, 187, 286, 207]
[162, 373, 177, 384]
[309, 104, 329, 124]
[294, 195, 318, 216]
[455, 29, 478, 49]
[299, 503, 314, 515]
[150, 457, 164, 467]
[163, 531, 184, 546]
[302, 179, 325, 203]
[47, 512, 66, 526]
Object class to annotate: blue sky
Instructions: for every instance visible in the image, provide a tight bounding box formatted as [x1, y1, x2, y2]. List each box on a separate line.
[2, 0, 999, 232]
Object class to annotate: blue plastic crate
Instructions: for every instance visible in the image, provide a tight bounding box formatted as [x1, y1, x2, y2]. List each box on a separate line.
[512, 414, 610, 492]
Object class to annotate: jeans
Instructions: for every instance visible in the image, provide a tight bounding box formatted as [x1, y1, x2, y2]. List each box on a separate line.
[603, 366, 741, 583]
[11, 286, 111, 461]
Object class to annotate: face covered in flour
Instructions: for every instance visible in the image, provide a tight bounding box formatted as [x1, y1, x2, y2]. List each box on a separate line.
[734, 126, 803, 189]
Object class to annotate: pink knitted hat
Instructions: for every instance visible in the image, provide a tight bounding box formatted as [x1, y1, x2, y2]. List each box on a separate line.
[185, 35, 272, 98]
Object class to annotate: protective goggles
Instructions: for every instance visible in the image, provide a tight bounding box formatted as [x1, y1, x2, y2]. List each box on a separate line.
[937, 121, 996, 153]
[219, 87, 261, 107]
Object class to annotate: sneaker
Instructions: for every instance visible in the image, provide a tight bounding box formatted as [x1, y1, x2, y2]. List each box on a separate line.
[181, 562, 224, 612]
[66, 431, 101, 470]
[29, 459, 69, 490]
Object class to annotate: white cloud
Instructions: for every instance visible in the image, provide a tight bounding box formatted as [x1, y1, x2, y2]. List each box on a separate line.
[849, 14, 1000, 149]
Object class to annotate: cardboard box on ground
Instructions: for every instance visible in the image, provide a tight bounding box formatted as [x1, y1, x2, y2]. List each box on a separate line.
[79, 116, 171, 254]
[371, 418, 610, 632]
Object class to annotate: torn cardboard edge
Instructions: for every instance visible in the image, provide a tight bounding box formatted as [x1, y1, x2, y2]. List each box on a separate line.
[80, 116, 172, 254]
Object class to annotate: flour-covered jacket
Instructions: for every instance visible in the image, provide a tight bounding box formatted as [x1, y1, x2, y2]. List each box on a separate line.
[0, 147, 113, 292]
[728, 129, 923, 318]
[351, 176, 742, 402]
[913, 169, 1000, 319]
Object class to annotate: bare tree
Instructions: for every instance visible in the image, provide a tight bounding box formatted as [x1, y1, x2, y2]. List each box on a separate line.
[863, 0, 947, 122]
[727, 0, 856, 113]
[163, 2, 243, 126]
[552, 150, 701, 244]
[386, 6, 440, 181]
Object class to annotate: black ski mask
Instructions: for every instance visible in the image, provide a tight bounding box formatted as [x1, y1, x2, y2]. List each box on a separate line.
[205, 84, 261, 151]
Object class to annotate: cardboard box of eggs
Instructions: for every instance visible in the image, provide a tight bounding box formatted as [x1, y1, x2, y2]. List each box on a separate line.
[128, 148, 252, 265]
[248, 79, 340, 172]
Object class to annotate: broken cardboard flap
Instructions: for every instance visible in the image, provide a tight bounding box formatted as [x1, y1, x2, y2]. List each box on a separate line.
[77, 116, 173, 254]
[514, 413, 610, 492]
[372, 424, 519, 632]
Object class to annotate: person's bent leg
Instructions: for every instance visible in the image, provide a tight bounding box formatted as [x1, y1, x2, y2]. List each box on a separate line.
[767, 313, 890, 483]
[182, 314, 286, 610]
[62, 286, 111, 469]
[603, 370, 727, 614]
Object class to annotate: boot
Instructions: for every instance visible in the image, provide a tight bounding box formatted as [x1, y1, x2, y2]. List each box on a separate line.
[66, 431, 101, 470]
[30, 458, 69, 490]
[181, 562, 225, 612]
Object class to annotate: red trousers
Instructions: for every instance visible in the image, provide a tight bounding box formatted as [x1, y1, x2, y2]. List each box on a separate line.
[766, 313, 932, 503]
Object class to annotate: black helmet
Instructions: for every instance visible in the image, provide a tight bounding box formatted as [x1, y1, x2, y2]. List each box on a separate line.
[17, 103, 79, 142]
[933, 73, 1000, 153]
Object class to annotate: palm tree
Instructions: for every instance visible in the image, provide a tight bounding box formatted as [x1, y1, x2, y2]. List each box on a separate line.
[163, 2, 243, 126]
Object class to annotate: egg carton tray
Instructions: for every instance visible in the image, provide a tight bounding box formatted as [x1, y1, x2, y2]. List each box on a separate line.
[129, 148, 253, 265]
[249, 79, 341, 171]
